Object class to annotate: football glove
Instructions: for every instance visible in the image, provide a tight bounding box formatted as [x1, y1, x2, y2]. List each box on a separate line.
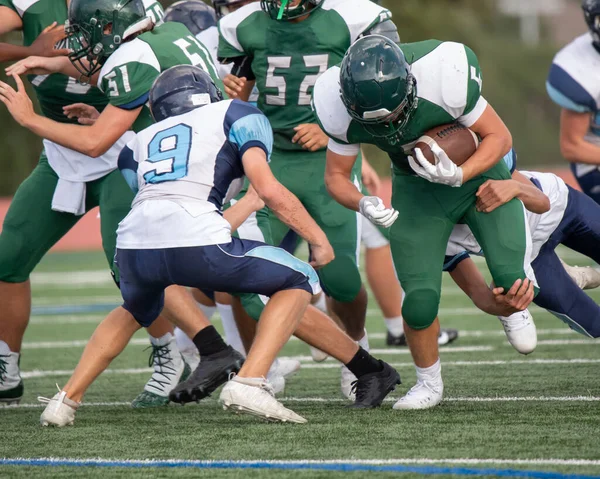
[359, 196, 399, 228]
[408, 145, 464, 187]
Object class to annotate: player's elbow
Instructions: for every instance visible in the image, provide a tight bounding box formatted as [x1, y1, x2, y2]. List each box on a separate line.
[560, 137, 581, 163]
[82, 139, 110, 158]
[253, 180, 281, 206]
[497, 128, 513, 157]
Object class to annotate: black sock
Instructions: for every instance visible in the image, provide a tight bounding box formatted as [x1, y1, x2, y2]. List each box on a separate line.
[345, 347, 383, 378]
[193, 326, 228, 356]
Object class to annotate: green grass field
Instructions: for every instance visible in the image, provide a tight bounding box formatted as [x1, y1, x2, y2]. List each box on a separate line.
[1, 248, 599, 479]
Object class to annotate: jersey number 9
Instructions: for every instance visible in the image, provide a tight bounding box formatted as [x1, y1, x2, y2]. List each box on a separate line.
[143, 124, 192, 184]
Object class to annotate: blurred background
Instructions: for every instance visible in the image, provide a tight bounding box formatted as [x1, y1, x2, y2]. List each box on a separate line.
[0, 0, 588, 194]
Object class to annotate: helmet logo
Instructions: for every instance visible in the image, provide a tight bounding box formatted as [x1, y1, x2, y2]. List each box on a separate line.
[191, 93, 212, 106]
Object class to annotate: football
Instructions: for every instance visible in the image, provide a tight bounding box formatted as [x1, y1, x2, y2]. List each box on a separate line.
[413, 123, 479, 166]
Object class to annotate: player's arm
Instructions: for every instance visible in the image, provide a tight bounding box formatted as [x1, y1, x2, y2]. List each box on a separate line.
[218, 18, 255, 101]
[0, 74, 140, 156]
[6, 55, 96, 84]
[559, 109, 600, 165]
[449, 256, 534, 316]
[476, 170, 551, 214]
[222, 187, 264, 233]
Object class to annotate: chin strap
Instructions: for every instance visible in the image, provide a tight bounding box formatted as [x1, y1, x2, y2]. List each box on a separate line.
[277, 0, 289, 20]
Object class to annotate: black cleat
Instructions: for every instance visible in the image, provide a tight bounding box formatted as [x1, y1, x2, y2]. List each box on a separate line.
[386, 329, 460, 347]
[169, 347, 244, 404]
[350, 361, 401, 409]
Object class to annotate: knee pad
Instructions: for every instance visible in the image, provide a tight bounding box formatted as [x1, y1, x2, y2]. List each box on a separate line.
[318, 254, 362, 303]
[0, 227, 35, 283]
[402, 288, 440, 330]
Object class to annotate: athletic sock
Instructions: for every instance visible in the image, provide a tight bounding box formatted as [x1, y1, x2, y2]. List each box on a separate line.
[149, 332, 174, 347]
[193, 326, 228, 357]
[344, 347, 382, 378]
[415, 358, 442, 383]
[196, 302, 217, 321]
[384, 316, 404, 337]
[312, 292, 328, 314]
[217, 303, 246, 356]
[173, 327, 196, 353]
[357, 329, 370, 351]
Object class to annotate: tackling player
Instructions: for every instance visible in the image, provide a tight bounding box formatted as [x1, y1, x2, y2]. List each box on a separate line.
[546, 0, 600, 205]
[314, 36, 538, 410]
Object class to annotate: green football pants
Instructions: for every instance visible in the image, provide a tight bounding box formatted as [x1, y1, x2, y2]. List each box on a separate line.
[267, 148, 363, 304]
[390, 161, 536, 330]
[0, 152, 134, 283]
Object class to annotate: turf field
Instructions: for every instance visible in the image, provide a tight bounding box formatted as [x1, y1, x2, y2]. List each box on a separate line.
[1, 248, 599, 479]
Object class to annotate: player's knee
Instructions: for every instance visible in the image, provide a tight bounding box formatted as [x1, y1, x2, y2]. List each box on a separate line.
[0, 227, 34, 283]
[402, 288, 440, 330]
[318, 257, 362, 303]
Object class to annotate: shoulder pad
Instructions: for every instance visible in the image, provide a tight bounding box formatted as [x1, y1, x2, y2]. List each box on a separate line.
[218, 2, 262, 55]
[321, 0, 391, 42]
[361, 19, 400, 43]
[97, 38, 160, 90]
[313, 66, 352, 143]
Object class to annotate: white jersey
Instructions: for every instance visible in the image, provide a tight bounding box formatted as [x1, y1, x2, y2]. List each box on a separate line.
[445, 171, 570, 266]
[197, 26, 233, 81]
[116, 99, 273, 249]
[547, 33, 600, 177]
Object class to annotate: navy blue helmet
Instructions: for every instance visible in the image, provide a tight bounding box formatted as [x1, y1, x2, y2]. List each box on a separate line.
[149, 65, 224, 122]
[583, 0, 600, 47]
[164, 0, 217, 35]
[212, 0, 251, 19]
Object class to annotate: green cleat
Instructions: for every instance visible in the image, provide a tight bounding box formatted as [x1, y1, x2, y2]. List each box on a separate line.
[131, 361, 191, 408]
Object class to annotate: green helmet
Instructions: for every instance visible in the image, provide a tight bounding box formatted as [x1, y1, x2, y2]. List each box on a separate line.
[66, 0, 150, 79]
[260, 0, 323, 21]
[340, 35, 418, 143]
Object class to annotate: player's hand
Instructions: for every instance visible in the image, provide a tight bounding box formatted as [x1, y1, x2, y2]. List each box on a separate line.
[63, 103, 100, 125]
[492, 278, 535, 316]
[0, 74, 36, 127]
[362, 159, 382, 196]
[223, 74, 246, 98]
[244, 185, 265, 212]
[30, 23, 71, 58]
[309, 240, 335, 270]
[476, 179, 520, 213]
[409, 145, 464, 187]
[359, 196, 398, 228]
[6, 55, 65, 76]
[292, 123, 328, 152]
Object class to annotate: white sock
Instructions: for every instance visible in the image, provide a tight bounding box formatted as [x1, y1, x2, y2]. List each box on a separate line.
[357, 329, 370, 352]
[0, 340, 12, 356]
[312, 293, 328, 314]
[217, 303, 246, 356]
[197, 302, 217, 321]
[384, 316, 404, 336]
[415, 358, 442, 383]
[149, 332, 175, 347]
[174, 327, 196, 353]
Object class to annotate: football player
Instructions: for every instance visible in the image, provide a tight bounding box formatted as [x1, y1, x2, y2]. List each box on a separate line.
[0, 0, 234, 409]
[314, 36, 538, 410]
[546, 0, 600, 205]
[0, 0, 172, 406]
[217, 0, 399, 399]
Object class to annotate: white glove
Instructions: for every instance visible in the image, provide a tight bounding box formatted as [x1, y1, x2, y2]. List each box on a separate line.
[408, 144, 464, 187]
[359, 196, 399, 228]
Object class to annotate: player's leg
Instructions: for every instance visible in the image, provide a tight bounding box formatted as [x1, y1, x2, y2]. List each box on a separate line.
[0, 153, 80, 403]
[559, 186, 600, 264]
[532, 245, 600, 337]
[387, 174, 456, 410]
[93, 169, 190, 408]
[571, 164, 600, 205]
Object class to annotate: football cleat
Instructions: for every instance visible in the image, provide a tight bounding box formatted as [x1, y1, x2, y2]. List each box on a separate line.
[131, 334, 191, 408]
[386, 329, 459, 347]
[350, 361, 401, 409]
[560, 259, 600, 290]
[309, 346, 329, 363]
[0, 349, 23, 405]
[220, 376, 307, 424]
[266, 357, 301, 396]
[498, 310, 537, 355]
[181, 348, 200, 372]
[39, 386, 80, 427]
[393, 378, 443, 410]
[341, 365, 357, 401]
[169, 346, 245, 404]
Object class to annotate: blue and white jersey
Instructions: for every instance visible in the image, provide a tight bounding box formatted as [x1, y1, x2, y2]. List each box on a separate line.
[444, 171, 569, 270]
[547, 33, 600, 177]
[116, 99, 273, 249]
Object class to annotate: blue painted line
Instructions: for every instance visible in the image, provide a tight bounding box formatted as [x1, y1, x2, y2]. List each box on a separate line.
[0, 459, 598, 479]
[31, 304, 118, 316]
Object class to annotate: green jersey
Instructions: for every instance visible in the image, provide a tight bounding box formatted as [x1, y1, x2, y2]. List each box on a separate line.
[97, 21, 224, 133]
[0, 0, 108, 123]
[314, 40, 487, 172]
[218, 0, 390, 152]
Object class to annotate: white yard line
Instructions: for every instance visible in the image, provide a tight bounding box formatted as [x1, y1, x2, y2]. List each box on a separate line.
[31, 271, 113, 287]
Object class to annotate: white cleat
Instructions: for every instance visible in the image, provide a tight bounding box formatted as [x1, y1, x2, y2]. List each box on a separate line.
[340, 366, 357, 401]
[561, 259, 600, 290]
[220, 376, 307, 424]
[393, 379, 444, 410]
[266, 358, 300, 396]
[39, 386, 80, 427]
[498, 310, 537, 355]
[309, 346, 329, 363]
